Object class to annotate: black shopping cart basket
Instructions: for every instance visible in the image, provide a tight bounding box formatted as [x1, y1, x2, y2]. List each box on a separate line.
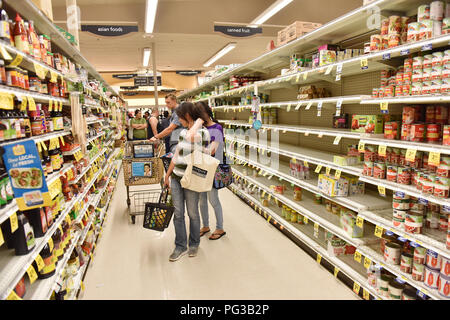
[143, 187, 174, 231]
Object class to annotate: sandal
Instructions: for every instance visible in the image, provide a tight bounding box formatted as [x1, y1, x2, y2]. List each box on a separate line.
[209, 231, 226, 240]
[200, 228, 210, 237]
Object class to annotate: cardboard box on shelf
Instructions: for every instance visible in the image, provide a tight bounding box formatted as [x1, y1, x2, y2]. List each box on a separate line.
[277, 21, 322, 46]
[32, 0, 54, 21]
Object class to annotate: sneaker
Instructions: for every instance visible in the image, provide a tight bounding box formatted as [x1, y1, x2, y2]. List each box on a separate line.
[169, 248, 187, 262]
[188, 247, 198, 257]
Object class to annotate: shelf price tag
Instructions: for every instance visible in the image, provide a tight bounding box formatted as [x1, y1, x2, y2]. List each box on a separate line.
[405, 148, 417, 162]
[295, 102, 302, 110]
[429, 151, 440, 167]
[35, 254, 45, 272]
[401, 48, 410, 55]
[358, 141, 365, 153]
[48, 237, 54, 252]
[295, 74, 300, 82]
[374, 225, 384, 238]
[354, 251, 362, 263]
[8, 54, 23, 67]
[305, 102, 313, 110]
[0, 228, 4, 247]
[335, 99, 342, 116]
[314, 223, 319, 238]
[382, 53, 391, 60]
[34, 62, 48, 79]
[356, 216, 364, 228]
[10, 212, 18, 233]
[335, 170, 341, 180]
[316, 253, 322, 264]
[286, 104, 291, 112]
[422, 43, 433, 51]
[325, 65, 333, 75]
[335, 73, 341, 81]
[303, 216, 309, 224]
[315, 165, 323, 173]
[334, 267, 340, 278]
[267, 215, 271, 223]
[353, 282, 361, 295]
[303, 160, 309, 167]
[80, 281, 85, 291]
[363, 256, 372, 269]
[317, 101, 323, 117]
[336, 63, 343, 74]
[363, 289, 370, 300]
[26, 264, 38, 284]
[333, 135, 342, 145]
[378, 185, 386, 197]
[27, 96, 36, 111]
[378, 144, 387, 157]
[303, 72, 308, 80]
[50, 71, 58, 83]
[360, 58, 368, 70]
[326, 167, 331, 176]
[380, 101, 389, 114]
[7, 290, 22, 300]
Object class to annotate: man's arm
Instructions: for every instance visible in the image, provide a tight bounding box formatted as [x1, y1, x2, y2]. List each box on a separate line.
[150, 117, 159, 137]
[152, 122, 178, 140]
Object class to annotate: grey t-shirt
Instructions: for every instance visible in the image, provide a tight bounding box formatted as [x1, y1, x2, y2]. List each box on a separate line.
[169, 106, 185, 152]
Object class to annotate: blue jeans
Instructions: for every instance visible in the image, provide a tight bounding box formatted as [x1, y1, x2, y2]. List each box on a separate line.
[171, 177, 201, 250]
[199, 188, 224, 230]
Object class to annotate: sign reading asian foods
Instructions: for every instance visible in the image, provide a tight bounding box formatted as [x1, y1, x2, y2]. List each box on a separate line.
[214, 25, 262, 37]
[113, 74, 137, 80]
[81, 25, 138, 36]
[176, 70, 202, 76]
[2, 140, 51, 210]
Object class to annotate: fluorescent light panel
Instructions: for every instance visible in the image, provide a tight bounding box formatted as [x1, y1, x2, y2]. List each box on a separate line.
[248, 0, 293, 27]
[203, 43, 237, 67]
[143, 48, 151, 67]
[145, 0, 158, 33]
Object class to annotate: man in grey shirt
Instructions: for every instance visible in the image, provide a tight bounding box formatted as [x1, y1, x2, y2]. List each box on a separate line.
[150, 94, 185, 153]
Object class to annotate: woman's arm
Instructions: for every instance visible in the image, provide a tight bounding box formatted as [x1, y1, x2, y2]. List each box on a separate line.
[150, 117, 159, 137]
[207, 140, 219, 156]
[164, 147, 179, 187]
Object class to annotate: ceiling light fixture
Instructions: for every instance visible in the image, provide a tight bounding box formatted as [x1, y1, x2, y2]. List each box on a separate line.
[248, 0, 293, 27]
[203, 43, 237, 67]
[143, 48, 151, 67]
[145, 0, 158, 33]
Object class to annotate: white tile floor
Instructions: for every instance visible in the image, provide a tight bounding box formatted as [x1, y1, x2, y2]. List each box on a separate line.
[81, 170, 358, 300]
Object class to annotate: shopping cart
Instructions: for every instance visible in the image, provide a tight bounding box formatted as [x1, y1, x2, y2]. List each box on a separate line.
[123, 140, 165, 224]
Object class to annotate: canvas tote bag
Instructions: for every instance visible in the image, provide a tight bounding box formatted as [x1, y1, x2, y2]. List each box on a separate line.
[181, 149, 220, 192]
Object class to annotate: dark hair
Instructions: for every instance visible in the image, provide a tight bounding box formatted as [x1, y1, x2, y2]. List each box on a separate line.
[135, 109, 141, 116]
[145, 111, 150, 116]
[165, 94, 177, 102]
[195, 101, 217, 123]
[163, 111, 169, 118]
[144, 164, 150, 168]
[175, 102, 195, 121]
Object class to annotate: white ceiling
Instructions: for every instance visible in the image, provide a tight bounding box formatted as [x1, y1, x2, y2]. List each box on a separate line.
[51, 0, 363, 72]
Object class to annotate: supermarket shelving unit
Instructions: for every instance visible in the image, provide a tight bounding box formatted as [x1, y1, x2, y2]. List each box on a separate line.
[180, 0, 450, 300]
[0, 0, 126, 300]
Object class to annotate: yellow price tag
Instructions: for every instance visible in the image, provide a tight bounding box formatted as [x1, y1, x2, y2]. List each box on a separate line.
[378, 185, 386, 196]
[48, 237, 54, 252]
[333, 136, 342, 145]
[7, 290, 22, 300]
[326, 167, 331, 175]
[0, 45, 12, 60]
[20, 96, 27, 111]
[50, 71, 58, 83]
[10, 212, 18, 233]
[380, 101, 388, 112]
[353, 282, 361, 295]
[334, 267, 340, 278]
[303, 72, 308, 80]
[291, 158, 297, 164]
[296, 74, 300, 82]
[0, 93, 14, 109]
[34, 62, 48, 79]
[316, 254, 322, 264]
[363, 289, 370, 300]
[8, 54, 23, 67]
[0, 228, 4, 247]
[429, 151, 440, 167]
[378, 145, 387, 157]
[356, 216, 364, 228]
[335, 170, 341, 180]
[354, 251, 362, 263]
[360, 58, 368, 69]
[35, 254, 45, 272]
[364, 256, 372, 269]
[90, 253, 94, 262]
[405, 148, 417, 162]
[80, 281, 85, 291]
[303, 160, 309, 167]
[314, 223, 319, 232]
[315, 165, 323, 173]
[358, 141, 365, 153]
[27, 96, 36, 111]
[26, 264, 38, 284]
[374, 225, 383, 238]
[303, 216, 308, 224]
[267, 215, 271, 223]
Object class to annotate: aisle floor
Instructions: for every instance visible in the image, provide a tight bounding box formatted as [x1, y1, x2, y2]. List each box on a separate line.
[81, 170, 358, 300]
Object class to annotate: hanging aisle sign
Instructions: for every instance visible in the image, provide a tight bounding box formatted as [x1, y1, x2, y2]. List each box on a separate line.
[214, 25, 262, 37]
[2, 140, 51, 210]
[81, 25, 138, 36]
[113, 74, 137, 80]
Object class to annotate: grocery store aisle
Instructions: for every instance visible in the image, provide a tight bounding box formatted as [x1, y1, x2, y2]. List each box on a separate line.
[81, 169, 357, 300]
